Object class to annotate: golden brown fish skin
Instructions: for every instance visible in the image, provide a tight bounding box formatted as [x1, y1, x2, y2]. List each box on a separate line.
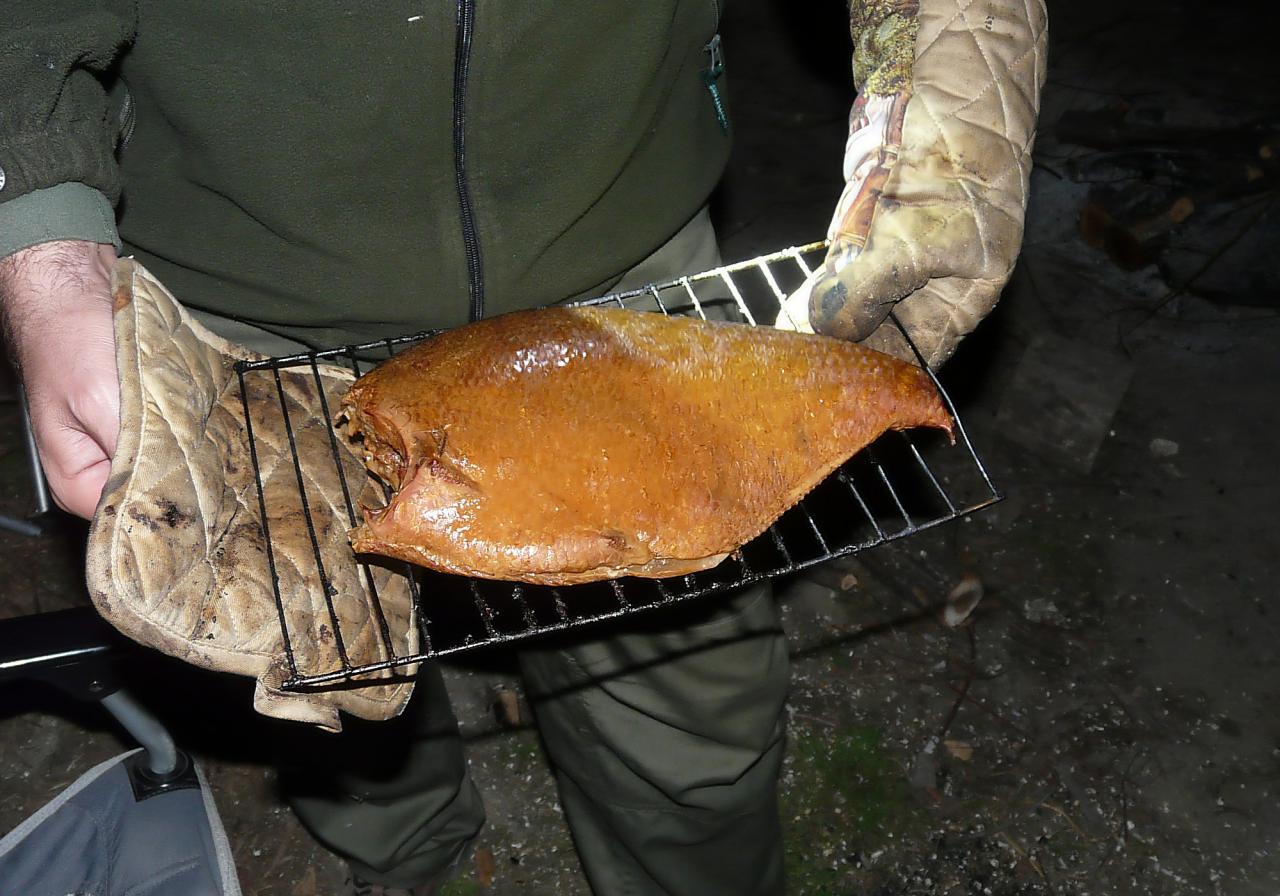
[336, 307, 952, 584]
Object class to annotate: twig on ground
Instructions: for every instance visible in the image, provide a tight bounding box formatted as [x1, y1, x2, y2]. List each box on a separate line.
[943, 683, 1032, 739]
[937, 626, 978, 742]
[1041, 801, 1101, 843]
[997, 831, 1048, 881]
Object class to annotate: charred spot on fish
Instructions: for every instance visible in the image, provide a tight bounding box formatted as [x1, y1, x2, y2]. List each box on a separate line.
[431, 428, 449, 456]
[426, 456, 479, 491]
[600, 529, 630, 551]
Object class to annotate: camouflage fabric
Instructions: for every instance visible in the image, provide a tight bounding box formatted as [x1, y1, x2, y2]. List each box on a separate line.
[777, 0, 1049, 367]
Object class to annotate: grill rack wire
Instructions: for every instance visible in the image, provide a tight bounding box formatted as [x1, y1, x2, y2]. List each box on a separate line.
[235, 242, 1001, 690]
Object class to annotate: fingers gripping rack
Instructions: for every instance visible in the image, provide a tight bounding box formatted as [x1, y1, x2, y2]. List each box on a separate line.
[235, 242, 1001, 690]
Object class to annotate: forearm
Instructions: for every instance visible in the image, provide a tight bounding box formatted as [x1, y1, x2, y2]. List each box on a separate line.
[1, 240, 120, 520]
[1, 241, 116, 363]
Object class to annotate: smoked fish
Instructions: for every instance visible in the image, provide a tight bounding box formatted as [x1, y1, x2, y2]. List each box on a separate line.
[336, 307, 952, 584]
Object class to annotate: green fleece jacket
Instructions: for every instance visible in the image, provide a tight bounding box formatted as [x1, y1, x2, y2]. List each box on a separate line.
[0, 2, 731, 347]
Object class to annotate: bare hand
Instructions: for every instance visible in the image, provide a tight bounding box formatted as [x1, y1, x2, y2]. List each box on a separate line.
[1, 241, 120, 519]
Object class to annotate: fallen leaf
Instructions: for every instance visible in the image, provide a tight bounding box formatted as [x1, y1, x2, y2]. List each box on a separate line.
[1078, 201, 1113, 250]
[944, 739, 974, 761]
[475, 846, 497, 888]
[942, 574, 984, 628]
[493, 686, 525, 727]
[1167, 196, 1194, 222]
[290, 866, 317, 896]
[1078, 200, 1155, 270]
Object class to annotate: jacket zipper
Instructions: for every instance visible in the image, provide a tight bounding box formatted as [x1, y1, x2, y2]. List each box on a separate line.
[118, 89, 137, 151]
[453, 0, 485, 321]
[703, 1, 729, 134]
[702, 35, 728, 134]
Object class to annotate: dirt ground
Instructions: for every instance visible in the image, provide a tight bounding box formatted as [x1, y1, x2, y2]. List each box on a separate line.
[2, 0, 1278, 894]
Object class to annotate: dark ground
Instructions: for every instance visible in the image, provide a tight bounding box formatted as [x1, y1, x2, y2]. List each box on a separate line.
[3, 0, 1279, 893]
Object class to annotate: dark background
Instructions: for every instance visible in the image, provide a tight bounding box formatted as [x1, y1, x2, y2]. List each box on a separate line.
[2, 0, 1277, 893]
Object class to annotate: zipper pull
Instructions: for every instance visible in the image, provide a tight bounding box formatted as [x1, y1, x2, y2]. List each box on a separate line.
[702, 33, 729, 135]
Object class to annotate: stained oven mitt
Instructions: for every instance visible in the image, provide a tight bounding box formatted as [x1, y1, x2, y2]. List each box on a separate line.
[85, 259, 417, 731]
[776, 0, 1048, 366]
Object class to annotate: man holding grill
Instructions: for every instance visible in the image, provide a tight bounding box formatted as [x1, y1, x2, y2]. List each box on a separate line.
[1, 2, 1044, 894]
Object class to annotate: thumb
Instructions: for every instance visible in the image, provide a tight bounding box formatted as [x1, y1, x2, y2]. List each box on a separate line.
[809, 195, 976, 341]
[35, 416, 114, 519]
[807, 233, 930, 342]
[31, 376, 121, 520]
[51, 450, 113, 521]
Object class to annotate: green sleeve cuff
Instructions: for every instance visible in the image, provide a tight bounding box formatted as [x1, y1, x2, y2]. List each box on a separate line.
[0, 183, 121, 260]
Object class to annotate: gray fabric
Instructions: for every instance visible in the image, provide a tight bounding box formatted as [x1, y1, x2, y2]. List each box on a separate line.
[0, 750, 240, 896]
[0, 182, 121, 259]
[196, 763, 243, 896]
[186, 307, 314, 358]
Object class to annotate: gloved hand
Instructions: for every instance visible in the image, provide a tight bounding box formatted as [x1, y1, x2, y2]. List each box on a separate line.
[84, 259, 418, 729]
[776, 0, 1048, 366]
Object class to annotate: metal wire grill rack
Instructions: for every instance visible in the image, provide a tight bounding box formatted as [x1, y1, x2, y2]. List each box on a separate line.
[236, 242, 1000, 689]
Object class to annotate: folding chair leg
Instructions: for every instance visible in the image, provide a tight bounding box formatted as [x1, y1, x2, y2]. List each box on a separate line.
[101, 690, 181, 778]
[0, 389, 54, 535]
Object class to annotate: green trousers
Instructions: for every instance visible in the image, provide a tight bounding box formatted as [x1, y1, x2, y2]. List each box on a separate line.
[199, 209, 791, 895]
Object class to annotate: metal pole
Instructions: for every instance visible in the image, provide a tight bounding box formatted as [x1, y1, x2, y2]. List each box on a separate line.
[100, 690, 180, 778]
[18, 389, 51, 515]
[0, 389, 53, 534]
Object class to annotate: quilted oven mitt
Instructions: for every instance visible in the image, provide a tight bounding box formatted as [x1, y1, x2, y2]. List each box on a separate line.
[777, 0, 1048, 366]
[85, 259, 417, 731]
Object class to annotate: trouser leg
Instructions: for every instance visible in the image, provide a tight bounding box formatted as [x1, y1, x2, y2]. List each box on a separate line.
[277, 662, 486, 888]
[519, 584, 789, 896]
